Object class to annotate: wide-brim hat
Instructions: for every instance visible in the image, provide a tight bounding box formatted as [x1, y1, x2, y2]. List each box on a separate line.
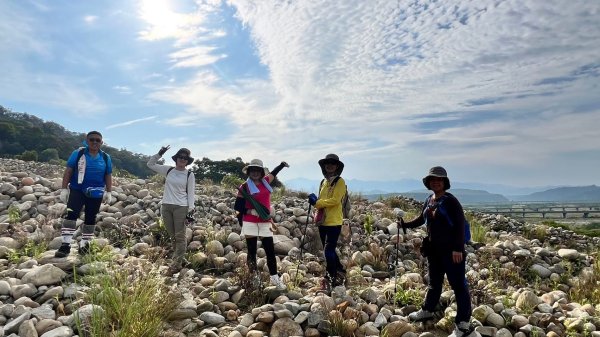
[171, 148, 194, 166]
[422, 166, 451, 190]
[318, 153, 344, 176]
[242, 158, 269, 176]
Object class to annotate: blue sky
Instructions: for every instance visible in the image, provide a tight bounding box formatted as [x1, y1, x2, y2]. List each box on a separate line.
[1, 0, 599, 187]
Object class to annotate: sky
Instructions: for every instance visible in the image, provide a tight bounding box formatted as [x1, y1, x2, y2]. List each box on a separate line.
[1, 0, 599, 187]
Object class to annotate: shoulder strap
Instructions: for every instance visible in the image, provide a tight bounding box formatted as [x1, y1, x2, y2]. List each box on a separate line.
[237, 184, 271, 220]
[76, 148, 85, 162]
[166, 167, 191, 194]
[186, 170, 191, 194]
[435, 195, 455, 227]
[318, 179, 325, 197]
[101, 150, 109, 176]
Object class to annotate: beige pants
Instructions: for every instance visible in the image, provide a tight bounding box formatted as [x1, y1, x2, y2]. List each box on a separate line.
[161, 204, 187, 268]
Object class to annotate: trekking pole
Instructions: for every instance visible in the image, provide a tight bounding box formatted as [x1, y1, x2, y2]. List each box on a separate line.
[294, 203, 312, 284]
[392, 208, 406, 304]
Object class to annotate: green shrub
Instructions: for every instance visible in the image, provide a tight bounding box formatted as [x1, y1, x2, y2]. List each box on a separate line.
[221, 174, 244, 190]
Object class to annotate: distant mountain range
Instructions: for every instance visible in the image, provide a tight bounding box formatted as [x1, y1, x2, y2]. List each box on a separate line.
[285, 178, 600, 203]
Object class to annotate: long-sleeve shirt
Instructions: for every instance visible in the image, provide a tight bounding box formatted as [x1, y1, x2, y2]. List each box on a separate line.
[403, 192, 466, 252]
[147, 154, 195, 209]
[315, 176, 346, 226]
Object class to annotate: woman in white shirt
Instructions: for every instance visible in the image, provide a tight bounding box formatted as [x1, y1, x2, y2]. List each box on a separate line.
[147, 146, 196, 276]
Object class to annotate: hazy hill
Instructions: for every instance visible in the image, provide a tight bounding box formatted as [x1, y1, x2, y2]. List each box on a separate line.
[510, 185, 600, 202]
[0, 105, 153, 177]
[365, 188, 510, 204]
[285, 177, 558, 196]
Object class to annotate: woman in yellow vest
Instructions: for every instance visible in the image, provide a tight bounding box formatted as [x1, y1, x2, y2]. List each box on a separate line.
[308, 153, 347, 293]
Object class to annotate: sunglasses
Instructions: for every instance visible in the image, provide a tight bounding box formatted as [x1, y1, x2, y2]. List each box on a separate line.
[176, 156, 189, 160]
[88, 138, 102, 143]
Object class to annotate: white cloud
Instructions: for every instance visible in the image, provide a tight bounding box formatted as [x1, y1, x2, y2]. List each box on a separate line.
[84, 15, 98, 24]
[113, 85, 132, 95]
[169, 46, 226, 68]
[106, 116, 157, 129]
[145, 0, 599, 185]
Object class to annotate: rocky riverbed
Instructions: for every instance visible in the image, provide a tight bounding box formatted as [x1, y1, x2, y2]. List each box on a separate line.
[1, 158, 599, 337]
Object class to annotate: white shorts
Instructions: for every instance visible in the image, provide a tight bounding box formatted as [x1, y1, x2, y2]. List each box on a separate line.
[241, 221, 274, 238]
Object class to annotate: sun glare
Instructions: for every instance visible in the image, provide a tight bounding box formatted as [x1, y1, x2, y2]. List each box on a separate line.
[139, 0, 181, 40]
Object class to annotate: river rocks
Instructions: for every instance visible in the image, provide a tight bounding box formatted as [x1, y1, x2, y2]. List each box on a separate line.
[2, 158, 600, 337]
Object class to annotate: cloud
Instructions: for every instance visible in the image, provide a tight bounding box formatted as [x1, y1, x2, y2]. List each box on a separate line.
[106, 116, 157, 129]
[84, 15, 98, 24]
[169, 46, 226, 68]
[142, 0, 599, 185]
[113, 85, 132, 95]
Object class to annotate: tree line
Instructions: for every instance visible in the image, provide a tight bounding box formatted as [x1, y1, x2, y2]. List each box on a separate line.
[0, 106, 274, 186]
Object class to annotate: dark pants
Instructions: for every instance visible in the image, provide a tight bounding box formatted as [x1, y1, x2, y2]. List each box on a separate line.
[246, 237, 277, 275]
[64, 188, 102, 235]
[318, 225, 344, 278]
[423, 250, 472, 324]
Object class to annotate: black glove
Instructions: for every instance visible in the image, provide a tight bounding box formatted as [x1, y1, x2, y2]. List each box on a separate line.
[158, 145, 170, 156]
[271, 161, 289, 176]
[185, 210, 195, 224]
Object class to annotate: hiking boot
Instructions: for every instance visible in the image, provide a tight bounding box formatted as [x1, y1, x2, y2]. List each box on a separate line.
[55, 243, 71, 258]
[270, 275, 286, 291]
[164, 264, 181, 277]
[336, 270, 347, 287]
[78, 241, 91, 255]
[317, 277, 331, 295]
[408, 309, 434, 322]
[448, 321, 476, 337]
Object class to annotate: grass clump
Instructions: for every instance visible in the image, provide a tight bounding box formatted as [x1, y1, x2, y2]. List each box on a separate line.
[78, 262, 180, 337]
[569, 250, 600, 305]
[467, 215, 487, 243]
[363, 213, 374, 237]
[327, 309, 358, 337]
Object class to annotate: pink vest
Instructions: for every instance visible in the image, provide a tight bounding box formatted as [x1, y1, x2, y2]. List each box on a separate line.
[242, 176, 271, 223]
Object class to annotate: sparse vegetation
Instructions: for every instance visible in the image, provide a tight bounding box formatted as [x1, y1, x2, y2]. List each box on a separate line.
[364, 212, 374, 237]
[221, 173, 244, 190]
[77, 262, 180, 337]
[569, 250, 600, 305]
[7, 205, 21, 224]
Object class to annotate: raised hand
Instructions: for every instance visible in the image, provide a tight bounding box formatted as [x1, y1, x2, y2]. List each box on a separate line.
[158, 145, 170, 156]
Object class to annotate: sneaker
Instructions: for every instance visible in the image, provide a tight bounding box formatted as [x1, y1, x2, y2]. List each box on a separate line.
[78, 241, 91, 255]
[270, 275, 286, 291]
[448, 321, 476, 337]
[408, 308, 434, 322]
[55, 243, 71, 258]
[251, 274, 261, 288]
